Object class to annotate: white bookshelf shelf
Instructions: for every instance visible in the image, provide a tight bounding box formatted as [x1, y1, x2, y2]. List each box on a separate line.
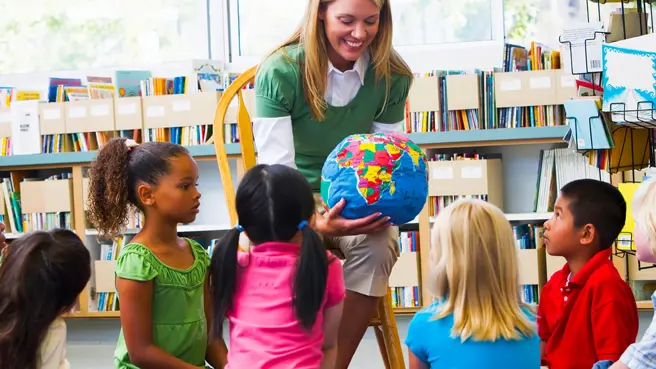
[505, 212, 553, 222]
[428, 212, 553, 224]
[85, 224, 231, 236]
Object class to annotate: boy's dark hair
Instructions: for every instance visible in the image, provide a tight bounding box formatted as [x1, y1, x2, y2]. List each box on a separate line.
[87, 138, 189, 237]
[0, 229, 91, 369]
[209, 164, 330, 336]
[560, 178, 626, 249]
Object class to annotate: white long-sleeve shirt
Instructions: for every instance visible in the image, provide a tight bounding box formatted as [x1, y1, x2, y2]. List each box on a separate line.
[252, 52, 404, 168]
[39, 317, 70, 369]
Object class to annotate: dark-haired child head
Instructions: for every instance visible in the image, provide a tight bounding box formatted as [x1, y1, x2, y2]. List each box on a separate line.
[543, 179, 626, 267]
[0, 229, 91, 369]
[87, 138, 201, 237]
[210, 164, 329, 335]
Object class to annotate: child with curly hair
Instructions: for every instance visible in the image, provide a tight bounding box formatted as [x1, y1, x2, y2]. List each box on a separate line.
[87, 138, 227, 369]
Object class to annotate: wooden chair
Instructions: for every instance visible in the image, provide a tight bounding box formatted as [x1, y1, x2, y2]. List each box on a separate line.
[212, 66, 406, 369]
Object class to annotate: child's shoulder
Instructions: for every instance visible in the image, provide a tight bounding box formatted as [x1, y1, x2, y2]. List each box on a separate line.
[410, 301, 449, 326]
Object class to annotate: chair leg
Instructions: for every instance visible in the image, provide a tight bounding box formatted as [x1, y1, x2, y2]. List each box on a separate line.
[375, 290, 406, 369]
[374, 325, 392, 369]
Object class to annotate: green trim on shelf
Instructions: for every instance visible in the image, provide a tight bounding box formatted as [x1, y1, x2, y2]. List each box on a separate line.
[407, 126, 568, 145]
[0, 127, 568, 169]
[0, 143, 242, 168]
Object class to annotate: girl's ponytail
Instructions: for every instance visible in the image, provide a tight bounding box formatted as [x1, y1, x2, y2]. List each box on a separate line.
[293, 221, 329, 330]
[87, 138, 132, 238]
[209, 226, 241, 338]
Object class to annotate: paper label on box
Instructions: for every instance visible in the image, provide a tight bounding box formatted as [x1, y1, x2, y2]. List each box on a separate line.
[560, 75, 577, 87]
[461, 166, 483, 179]
[147, 106, 166, 117]
[91, 104, 110, 117]
[431, 166, 453, 179]
[69, 106, 87, 118]
[43, 108, 61, 120]
[500, 79, 521, 91]
[0, 112, 10, 123]
[172, 100, 191, 112]
[117, 103, 137, 115]
[529, 77, 551, 89]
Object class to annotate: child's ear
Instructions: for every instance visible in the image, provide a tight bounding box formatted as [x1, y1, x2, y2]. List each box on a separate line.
[580, 223, 595, 246]
[137, 183, 155, 207]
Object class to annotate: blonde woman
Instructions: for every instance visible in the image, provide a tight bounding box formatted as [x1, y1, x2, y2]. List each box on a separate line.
[405, 199, 540, 369]
[252, 0, 413, 367]
[611, 177, 656, 369]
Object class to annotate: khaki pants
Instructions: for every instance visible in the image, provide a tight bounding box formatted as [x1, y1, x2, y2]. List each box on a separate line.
[315, 194, 399, 298]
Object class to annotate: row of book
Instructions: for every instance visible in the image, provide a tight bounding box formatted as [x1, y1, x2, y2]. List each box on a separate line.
[403, 41, 579, 134]
[94, 237, 124, 313]
[515, 224, 544, 305]
[0, 60, 249, 155]
[534, 148, 611, 212]
[1, 173, 74, 234]
[391, 231, 421, 308]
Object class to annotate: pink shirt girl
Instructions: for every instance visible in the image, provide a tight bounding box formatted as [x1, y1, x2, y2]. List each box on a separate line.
[225, 241, 345, 368]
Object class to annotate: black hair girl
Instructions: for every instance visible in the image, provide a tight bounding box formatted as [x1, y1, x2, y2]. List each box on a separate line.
[0, 229, 91, 369]
[210, 164, 330, 335]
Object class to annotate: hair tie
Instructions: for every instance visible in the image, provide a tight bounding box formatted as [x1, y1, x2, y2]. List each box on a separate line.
[235, 224, 244, 232]
[297, 220, 308, 230]
[125, 138, 138, 152]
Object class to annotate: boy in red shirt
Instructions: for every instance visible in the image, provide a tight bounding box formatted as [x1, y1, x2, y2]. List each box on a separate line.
[538, 179, 639, 369]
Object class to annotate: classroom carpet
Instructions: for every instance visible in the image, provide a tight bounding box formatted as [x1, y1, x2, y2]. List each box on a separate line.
[66, 313, 653, 368]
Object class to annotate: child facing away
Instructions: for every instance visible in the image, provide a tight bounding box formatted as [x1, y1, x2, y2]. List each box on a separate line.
[87, 138, 227, 369]
[0, 229, 91, 369]
[209, 164, 345, 369]
[405, 198, 540, 369]
[611, 177, 656, 369]
[538, 179, 639, 369]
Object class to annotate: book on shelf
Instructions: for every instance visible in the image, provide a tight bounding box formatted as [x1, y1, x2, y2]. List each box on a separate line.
[427, 153, 503, 217]
[601, 33, 656, 125]
[94, 237, 124, 313]
[21, 173, 73, 233]
[403, 41, 577, 134]
[142, 76, 214, 146]
[533, 148, 611, 213]
[390, 230, 421, 309]
[497, 42, 564, 130]
[514, 223, 543, 305]
[563, 94, 652, 173]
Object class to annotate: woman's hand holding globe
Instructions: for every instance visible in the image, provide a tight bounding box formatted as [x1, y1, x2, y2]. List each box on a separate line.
[312, 198, 392, 237]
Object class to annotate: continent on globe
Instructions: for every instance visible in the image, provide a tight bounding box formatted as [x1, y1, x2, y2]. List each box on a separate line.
[320, 133, 428, 226]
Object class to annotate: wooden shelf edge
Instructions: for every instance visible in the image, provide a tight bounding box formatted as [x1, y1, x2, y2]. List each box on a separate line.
[65, 311, 120, 318]
[637, 300, 653, 310]
[393, 307, 421, 315]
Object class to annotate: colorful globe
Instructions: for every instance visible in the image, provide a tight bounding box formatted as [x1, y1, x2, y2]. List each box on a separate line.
[320, 133, 429, 225]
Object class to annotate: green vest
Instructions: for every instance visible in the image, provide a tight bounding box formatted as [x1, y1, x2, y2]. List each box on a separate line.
[254, 44, 411, 190]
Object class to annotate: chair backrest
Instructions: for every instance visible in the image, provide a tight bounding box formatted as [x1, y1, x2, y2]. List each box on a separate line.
[212, 65, 257, 227]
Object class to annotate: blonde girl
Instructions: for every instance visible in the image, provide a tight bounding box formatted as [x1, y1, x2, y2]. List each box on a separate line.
[405, 198, 540, 369]
[611, 178, 656, 369]
[252, 0, 413, 367]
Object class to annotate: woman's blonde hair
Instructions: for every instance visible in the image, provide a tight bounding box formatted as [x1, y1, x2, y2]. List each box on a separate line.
[263, 0, 413, 121]
[430, 198, 536, 342]
[632, 177, 656, 255]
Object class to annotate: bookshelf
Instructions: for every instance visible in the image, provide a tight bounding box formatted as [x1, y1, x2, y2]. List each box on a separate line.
[0, 44, 643, 316]
[0, 124, 571, 317]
